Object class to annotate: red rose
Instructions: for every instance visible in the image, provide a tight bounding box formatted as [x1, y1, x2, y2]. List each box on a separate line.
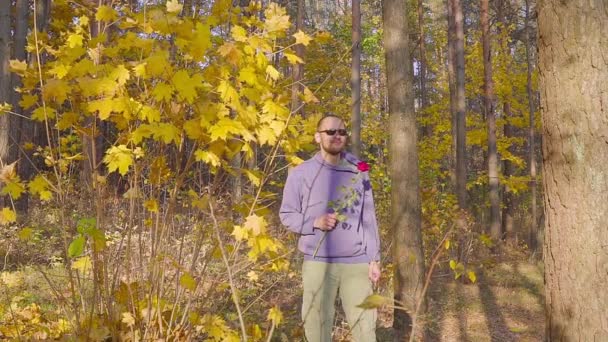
[357, 161, 370, 172]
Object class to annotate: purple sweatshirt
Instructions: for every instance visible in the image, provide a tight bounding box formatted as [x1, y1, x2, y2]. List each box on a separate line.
[279, 152, 380, 263]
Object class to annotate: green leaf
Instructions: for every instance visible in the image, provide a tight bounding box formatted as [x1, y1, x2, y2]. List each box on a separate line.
[68, 236, 86, 258]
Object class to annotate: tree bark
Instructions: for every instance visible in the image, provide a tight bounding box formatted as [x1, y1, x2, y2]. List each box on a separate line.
[453, 0, 467, 208]
[538, 0, 608, 340]
[480, 0, 500, 240]
[13, 0, 32, 211]
[0, 0, 11, 165]
[447, 0, 457, 187]
[383, 0, 426, 339]
[350, 0, 361, 157]
[524, 0, 538, 254]
[417, 0, 429, 138]
[290, 0, 305, 116]
[502, 103, 515, 243]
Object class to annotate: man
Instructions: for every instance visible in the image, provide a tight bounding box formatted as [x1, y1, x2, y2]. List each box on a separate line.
[280, 115, 381, 342]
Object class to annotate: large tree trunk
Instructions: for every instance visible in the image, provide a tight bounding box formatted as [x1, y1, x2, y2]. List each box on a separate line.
[453, 0, 467, 208]
[350, 0, 361, 156]
[480, 0, 500, 240]
[383, 0, 426, 339]
[524, 0, 538, 254]
[538, 0, 608, 340]
[0, 0, 11, 165]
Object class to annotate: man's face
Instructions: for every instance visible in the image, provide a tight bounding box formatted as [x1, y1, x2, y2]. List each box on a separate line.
[315, 117, 347, 155]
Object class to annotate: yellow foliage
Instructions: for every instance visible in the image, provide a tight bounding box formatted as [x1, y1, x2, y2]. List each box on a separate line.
[103, 145, 135, 176]
[0, 207, 17, 225]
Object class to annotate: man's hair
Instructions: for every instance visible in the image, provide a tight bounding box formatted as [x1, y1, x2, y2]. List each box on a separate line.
[316, 114, 345, 130]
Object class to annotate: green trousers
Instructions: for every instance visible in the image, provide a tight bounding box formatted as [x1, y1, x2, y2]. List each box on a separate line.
[302, 261, 377, 342]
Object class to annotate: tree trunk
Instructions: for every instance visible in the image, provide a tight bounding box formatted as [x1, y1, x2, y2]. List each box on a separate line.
[418, 0, 429, 138]
[447, 0, 457, 187]
[538, 0, 608, 340]
[453, 0, 467, 208]
[350, 0, 361, 157]
[502, 103, 515, 243]
[383, 0, 426, 339]
[480, 0, 500, 240]
[524, 0, 538, 254]
[0, 0, 11, 165]
[13, 0, 31, 212]
[290, 0, 305, 116]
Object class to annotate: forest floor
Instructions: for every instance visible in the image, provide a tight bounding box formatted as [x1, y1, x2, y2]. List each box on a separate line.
[372, 248, 546, 342]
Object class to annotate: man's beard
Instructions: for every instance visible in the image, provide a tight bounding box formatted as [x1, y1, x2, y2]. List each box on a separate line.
[322, 141, 345, 155]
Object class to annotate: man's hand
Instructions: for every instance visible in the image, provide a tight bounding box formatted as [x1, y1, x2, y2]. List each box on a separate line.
[313, 213, 338, 231]
[369, 261, 381, 285]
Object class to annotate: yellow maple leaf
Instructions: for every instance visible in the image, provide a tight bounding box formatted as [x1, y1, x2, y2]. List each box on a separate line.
[256, 125, 278, 146]
[0, 161, 17, 183]
[266, 65, 281, 81]
[133, 62, 147, 77]
[151, 123, 181, 145]
[238, 66, 257, 86]
[67, 33, 84, 48]
[208, 118, 250, 141]
[9, 59, 27, 74]
[172, 70, 199, 103]
[42, 79, 70, 104]
[302, 86, 319, 103]
[49, 63, 70, 79]
[293, 30, 313, 46]
[72, 256, 92, 272]
[231, 25, 248, 42]
[2, 178, 26, 199]
[217, 42, 241, 65]
[244, 214, 267, 236]
[144, 199, 159, 213]
[96, 5, 118, 22]
[140, 105, 161, 123]
[152, 83, 174, 103]
[195, 149, 222, 167]
[267, 306, 283, 325]
[121, 312, 136, 327]
[232, 225, 248, 241]
[18, 227, 34, 241]
[247, 271, 259, 282]
[31, 107, 56, 121]
[88, 98, 115, 120]
[0, 207, 17, 225]
[19, 94, 38, 110]
[189, 23, 211, 60]
[111, 64, 130, 86]
[103, 145, 134, 176]
[166, 0, 183, 13]
[284, 52, 304, 64]
[27, 175, 52, 201]
[217, 80, 239, 108]
[264, 4, 290, 33]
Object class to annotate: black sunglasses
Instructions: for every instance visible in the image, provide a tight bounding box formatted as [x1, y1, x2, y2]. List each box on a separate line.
[318, 129, 348, 136]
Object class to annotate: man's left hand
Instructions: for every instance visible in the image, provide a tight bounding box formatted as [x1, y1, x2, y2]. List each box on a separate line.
[368, 261, 381, 285]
